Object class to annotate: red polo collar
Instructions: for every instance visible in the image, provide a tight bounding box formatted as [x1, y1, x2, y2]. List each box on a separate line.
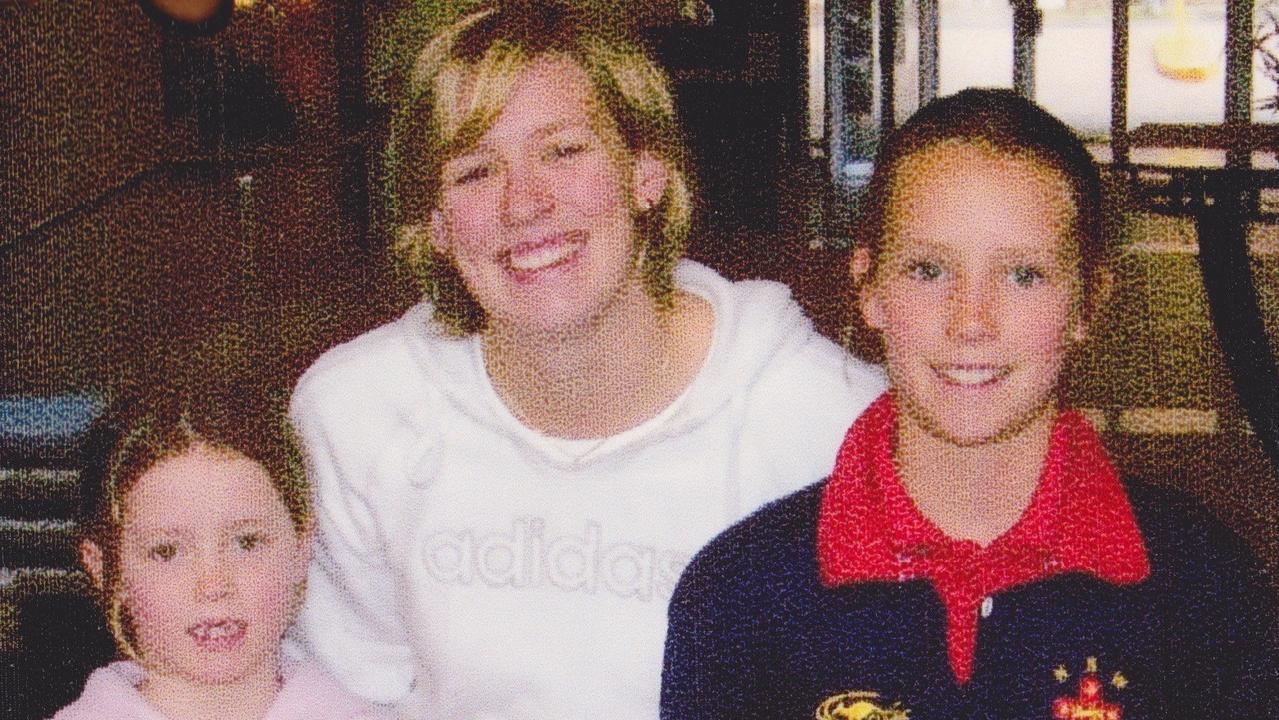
[817, 394, 1150, 684]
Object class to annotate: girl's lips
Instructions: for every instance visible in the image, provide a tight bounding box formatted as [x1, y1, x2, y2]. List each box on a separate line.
[501, 231, 586, 276]
[187, 619, 247, 651]
[932, 364, 1011, 387]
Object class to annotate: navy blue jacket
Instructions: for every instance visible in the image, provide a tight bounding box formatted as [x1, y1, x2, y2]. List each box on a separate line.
[661, 479, 1278, 719]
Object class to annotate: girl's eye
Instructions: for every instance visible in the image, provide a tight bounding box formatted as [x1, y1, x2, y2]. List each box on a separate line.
[148, 543, 177, 562]
[1009, 265, 1046, 288]
[235, 532, 266, 552]
[907, 260, 944, 282]
[547, 141, 586, 161]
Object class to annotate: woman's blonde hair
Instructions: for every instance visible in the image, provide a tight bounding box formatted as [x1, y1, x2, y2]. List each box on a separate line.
[386, 0, 695, 334]
[78, 380, 308, 661]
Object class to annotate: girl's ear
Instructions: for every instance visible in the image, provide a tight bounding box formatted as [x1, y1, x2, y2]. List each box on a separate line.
[1070, 268, 1112, 343]
[80, 539, 106, 590]
[631, 151, 669, 212]
[852, 248, 887, 331]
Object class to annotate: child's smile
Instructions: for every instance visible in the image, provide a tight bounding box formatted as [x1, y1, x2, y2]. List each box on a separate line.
[861, 140, 1085, 448]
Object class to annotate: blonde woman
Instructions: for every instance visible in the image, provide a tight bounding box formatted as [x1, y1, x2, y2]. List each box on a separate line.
[287, 1, 884, 717]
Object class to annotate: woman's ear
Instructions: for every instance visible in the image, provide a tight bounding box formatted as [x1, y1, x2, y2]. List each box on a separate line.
[852, 248, 887, 331]
[80, 539, 106, 590]
[427, 210, 450, 255]
[295, 520, 316, 571]
[631, 151, 669, 212]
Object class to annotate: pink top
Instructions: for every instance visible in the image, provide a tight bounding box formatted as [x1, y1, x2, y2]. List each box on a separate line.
[50, 660, 389, 720]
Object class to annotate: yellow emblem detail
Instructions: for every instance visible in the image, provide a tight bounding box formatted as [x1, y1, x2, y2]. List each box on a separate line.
[1054, 665, 1070, 683]
[815, 691, 910, 720]
[1111, 672, 1128, 690]
[1085, 657, 1098, 673]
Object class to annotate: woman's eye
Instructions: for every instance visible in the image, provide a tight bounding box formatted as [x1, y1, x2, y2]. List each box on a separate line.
[450, 163, 491, 186]
[907, 261, 944, 282]
[148, 543, 177, 562]
[1009, 265, 1045, 287]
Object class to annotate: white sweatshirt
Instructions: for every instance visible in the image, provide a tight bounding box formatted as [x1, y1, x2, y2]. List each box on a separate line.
[288, 260, 885, 720]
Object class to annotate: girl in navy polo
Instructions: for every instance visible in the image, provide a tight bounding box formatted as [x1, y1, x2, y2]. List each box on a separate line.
[661, 89, 1278, 719]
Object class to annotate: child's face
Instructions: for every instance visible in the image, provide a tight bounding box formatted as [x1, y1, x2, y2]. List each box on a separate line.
[860, 141, 1085, 447]
[116, 443, 310, 687]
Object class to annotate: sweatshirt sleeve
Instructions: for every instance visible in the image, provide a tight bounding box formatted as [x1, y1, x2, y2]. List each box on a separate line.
[737, 325, 885, 508]
[288, 371, 417, 706]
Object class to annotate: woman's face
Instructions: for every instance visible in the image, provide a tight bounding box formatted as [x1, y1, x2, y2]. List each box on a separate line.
[111, 444, 309, 688]
[430, 54, 667, 334]
[859, 141, 1085, 447]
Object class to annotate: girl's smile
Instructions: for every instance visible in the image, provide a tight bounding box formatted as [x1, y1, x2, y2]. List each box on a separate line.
[860, 140, 1085, 448]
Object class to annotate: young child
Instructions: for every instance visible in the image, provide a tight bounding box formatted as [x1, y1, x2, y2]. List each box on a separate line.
[54, 382, 385, 720]
[661, 89, 1279, 719]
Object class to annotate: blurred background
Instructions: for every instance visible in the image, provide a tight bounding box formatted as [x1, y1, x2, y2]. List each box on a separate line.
[3, 1, 1278, 717]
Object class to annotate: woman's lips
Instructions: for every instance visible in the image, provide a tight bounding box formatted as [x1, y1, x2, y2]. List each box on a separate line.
[501, 231, 586, 276]
[187, 619, 247, 651]
[932, 364, 1011, 387]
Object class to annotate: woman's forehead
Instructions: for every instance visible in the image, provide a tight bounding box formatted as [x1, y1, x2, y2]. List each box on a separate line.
[439, 52, 614, 153]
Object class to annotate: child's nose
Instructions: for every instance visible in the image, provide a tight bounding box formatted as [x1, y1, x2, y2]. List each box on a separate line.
[194, 555, 234, 600]
[500, 162, 553, 225]
[946, 278, 997, 341]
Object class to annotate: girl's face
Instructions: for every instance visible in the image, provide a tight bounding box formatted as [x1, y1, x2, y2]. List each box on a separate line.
[110, 444, 310, 687]
[859, 141, 1086, 447]
[429, 54, 668, 333]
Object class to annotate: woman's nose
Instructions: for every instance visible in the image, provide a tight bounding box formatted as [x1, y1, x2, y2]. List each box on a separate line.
[946, 277, 998, 342]
[500, 162, 553, 225]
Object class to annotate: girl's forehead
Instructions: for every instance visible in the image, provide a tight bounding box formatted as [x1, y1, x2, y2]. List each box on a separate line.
[882, 141, 1079, 253]
[121, 445, 290, 531]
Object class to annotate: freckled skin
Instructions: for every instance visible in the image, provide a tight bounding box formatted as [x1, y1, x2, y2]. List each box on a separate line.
[861, 141, 1085, 450]
[431, 55, 653, 335]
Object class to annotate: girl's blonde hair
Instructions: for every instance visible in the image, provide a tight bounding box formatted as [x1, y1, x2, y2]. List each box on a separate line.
[386, 0, 695, 334]
[78, 380, 308, 660]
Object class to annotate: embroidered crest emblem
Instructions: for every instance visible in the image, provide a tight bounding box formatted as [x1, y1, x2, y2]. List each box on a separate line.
[1052, 656, 1127, 720]
[815, 691, 909, 720]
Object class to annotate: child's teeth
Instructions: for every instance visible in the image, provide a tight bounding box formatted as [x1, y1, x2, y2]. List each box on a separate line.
[940, 367, 1001, 385]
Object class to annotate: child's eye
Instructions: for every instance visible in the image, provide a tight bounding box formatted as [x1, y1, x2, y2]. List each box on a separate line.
[148, 543, 177, 562]
[546, 141, 586, 161]
[235, 532, 267, 552]
[1009, 265, 1046, 288]
[907, 260, 944, 282]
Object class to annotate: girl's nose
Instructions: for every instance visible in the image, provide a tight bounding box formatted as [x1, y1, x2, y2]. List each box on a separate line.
[500, 162, 553, 225]
[946, 277, 998, 342]
[194, 555, 234, 600]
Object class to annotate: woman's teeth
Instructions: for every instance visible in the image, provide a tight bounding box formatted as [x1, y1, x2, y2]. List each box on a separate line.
[504, 233, 584, 273]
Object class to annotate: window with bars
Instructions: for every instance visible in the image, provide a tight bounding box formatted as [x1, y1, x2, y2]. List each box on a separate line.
[813, 0, 1279, 490]
[817, 0, 1279, 179]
